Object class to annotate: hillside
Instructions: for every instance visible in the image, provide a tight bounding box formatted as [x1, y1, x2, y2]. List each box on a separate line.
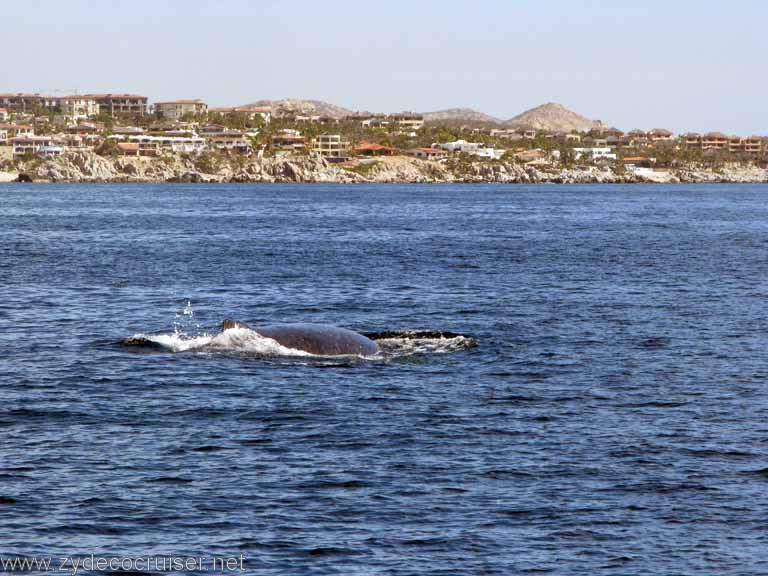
[243, 99, 354, 118]
[506, 102, 602, 132]
[422, 108, 502, 124]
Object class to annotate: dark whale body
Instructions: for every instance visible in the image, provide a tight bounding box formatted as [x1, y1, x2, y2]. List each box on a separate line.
[221, 319, 379, 356]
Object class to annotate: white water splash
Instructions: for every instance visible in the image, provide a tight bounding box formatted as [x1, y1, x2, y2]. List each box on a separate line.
[127, 327, 316, 356]
[173, 300, 201, 337]
[375, 334, 476, 355]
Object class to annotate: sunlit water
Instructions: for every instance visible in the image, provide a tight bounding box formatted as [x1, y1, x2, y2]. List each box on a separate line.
[2, 183, 768, 575]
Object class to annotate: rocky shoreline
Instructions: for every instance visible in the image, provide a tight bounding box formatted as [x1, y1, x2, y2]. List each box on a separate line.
[4, 150, 768, 184]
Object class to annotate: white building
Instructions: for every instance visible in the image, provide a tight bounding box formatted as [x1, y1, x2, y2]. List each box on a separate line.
[12, 136, 64, 157]
[435, 140, 504, 159]
[573, 147, 617, 161]
[0, 108, 8, 121]
[109, 134, 207, 155]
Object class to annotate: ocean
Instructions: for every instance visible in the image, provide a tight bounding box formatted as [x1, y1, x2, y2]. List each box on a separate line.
[2, 183, 768, 575]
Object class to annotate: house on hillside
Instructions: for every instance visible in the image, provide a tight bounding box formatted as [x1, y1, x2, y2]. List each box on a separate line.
[354, 141, 397, 157]
[12, 135, 64, 157]
[407, 147, 450, 161]
[155, 99, 208, 120]
[573, 147, 617, 161]
[311, 134, 350, 160]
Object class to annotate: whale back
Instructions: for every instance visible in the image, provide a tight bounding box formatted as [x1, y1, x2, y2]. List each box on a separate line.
[220, 319, 379, 356]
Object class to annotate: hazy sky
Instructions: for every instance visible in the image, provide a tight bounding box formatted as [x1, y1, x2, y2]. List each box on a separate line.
[4, 0, 766, 134]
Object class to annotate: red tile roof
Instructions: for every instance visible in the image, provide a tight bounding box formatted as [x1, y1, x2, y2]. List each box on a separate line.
[156, 99, 206, 105]
[355, 141, 395, 152]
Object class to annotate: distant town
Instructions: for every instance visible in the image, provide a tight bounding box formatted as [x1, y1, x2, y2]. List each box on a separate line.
[1, 92, 766, 183]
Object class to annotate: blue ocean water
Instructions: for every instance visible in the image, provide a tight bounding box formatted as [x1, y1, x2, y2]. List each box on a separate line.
[2, 182, 768, 575]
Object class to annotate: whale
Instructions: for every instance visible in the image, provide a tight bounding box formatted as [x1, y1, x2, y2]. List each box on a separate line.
[220, 319, 380, 356]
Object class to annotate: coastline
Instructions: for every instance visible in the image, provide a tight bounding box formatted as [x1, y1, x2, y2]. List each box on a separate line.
[4, 150, 767, 185]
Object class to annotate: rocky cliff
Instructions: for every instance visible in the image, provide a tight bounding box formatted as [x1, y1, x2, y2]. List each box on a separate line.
[8, 150, 768, 185]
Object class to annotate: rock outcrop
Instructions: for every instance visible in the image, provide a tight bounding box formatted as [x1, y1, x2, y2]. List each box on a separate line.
[11, 150, 768, 185]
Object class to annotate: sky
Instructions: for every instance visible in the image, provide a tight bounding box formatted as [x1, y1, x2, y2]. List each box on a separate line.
[3, 0, 766, 134]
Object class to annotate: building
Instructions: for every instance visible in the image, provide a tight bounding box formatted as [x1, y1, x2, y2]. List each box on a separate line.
[728, 136, 763, 154]
[573, 147, 617, 161]
[208, 106, 271, 124]
[354, 141, 396, 156]
[155, 99, 208, 120]
[701, 132, 728, 150]
[681, 133, 702, 148]
[744, 137, 763, 154]
[490, 128, 521, 140]
[86, 94, 148, 117]
[0, 108, 7, 121]
[648, 128, 674, 142]
[0, 123, 34, 139]
[58, 96, 100, 120]
[407, 147, 450, 160]
[271, 130, 306, 152]
[514, 149, 547, 162]
[359, 115, 390, 129]
[0, 93, 59, 113]
[311, 134, 350, 160]
[390, 113, 424, 131]
[12, 135, 63, 157]
[207, 135, 252, 154]
[109, 134, 206, 155]
[117, 142, 140, 156]
[623, 156, 655, 168]
[436, 139, 483, 153]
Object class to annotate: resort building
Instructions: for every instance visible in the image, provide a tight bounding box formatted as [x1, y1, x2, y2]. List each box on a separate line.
[701, 132, 729, 150]
[11, 135, 64, 157]
[311, 134, 350, 160]
[58, 96, 100, 120]
[155, 99, 208, 120]
[86, 94, 148, 117]
[407, 147, 450, 161]
[681, 133, 702, 148]
[0, 93, 59, 113]
[648, 128, 674, 142]
[109, 134, 207, 155]
[728, 136, 763, 154]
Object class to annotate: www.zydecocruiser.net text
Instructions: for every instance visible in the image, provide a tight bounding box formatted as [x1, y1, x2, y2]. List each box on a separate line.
[0, 554, 246, 574]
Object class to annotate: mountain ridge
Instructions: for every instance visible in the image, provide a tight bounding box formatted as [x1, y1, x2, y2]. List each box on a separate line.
[240, 99, 603, 131]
